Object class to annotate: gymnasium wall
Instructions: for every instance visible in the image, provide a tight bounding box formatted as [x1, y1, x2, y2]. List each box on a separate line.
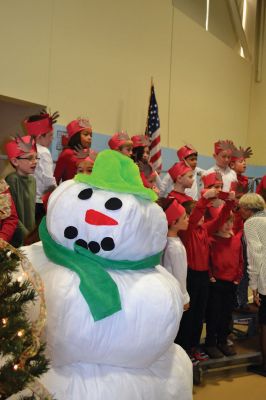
[0, 0, 264, 172]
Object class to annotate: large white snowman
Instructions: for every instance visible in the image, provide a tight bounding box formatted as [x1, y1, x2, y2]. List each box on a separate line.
[25, 150, 192, 400]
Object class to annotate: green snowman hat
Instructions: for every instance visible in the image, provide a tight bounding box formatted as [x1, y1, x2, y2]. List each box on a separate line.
[75, 149, 157, 202]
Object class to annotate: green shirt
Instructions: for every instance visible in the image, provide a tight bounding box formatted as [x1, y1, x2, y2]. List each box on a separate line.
[5, 172, 36, 247]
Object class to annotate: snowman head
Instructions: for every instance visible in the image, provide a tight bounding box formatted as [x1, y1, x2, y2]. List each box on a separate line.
[46, 150, 167, 260]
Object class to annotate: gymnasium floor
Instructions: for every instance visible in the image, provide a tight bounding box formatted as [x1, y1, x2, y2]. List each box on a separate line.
[193, 322, 266, 399]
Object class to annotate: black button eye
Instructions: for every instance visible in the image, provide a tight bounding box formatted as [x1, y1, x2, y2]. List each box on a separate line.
[105, 197, 122, 210]
[78, 188, 93, 200]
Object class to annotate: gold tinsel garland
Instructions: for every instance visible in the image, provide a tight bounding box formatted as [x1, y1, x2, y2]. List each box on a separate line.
[0, 239, 53, 400]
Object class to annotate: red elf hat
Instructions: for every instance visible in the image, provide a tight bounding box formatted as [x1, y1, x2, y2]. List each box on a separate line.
[177, 144, 197, 161]
[165, 199, 186, 225]
[168, 161, 192, 182]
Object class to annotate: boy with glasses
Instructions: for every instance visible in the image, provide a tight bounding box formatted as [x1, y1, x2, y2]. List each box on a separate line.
[5, 135, 37, 247]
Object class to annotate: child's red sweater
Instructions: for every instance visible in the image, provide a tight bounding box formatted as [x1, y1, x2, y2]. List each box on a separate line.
[0, 188, 18, 242]
[180, 197, 234, 272]
[168, 190, 193, 204]
[209, 233, 243, 282]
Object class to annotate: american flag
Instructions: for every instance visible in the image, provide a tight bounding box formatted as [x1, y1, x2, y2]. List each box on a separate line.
[146, 84, 162, 173]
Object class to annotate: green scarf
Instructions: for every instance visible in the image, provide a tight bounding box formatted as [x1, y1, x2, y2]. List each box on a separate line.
[39, 218, 161, 321]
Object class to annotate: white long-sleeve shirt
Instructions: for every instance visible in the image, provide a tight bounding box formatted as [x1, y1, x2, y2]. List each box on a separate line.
[35, 144, 57, 203]
[162, 237, 190, 305]
[159, 167, 204, 200]
[244, 210, 266, 295]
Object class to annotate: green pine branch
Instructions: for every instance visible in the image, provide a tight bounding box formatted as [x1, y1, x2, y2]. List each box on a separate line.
[0, 246, 51, 400]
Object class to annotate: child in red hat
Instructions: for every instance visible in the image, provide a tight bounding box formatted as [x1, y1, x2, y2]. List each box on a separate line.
[203, 140, 238, 192]
[5, 135, 37, 247]
[161, 198, 190, 311]
[160, 144, 204, 199]
[205, 205, 242, 358]
[108, 132, 133, 157]
[201, 171, 225, 221]
[230, 146, 252, 197]
[76, 150, 97, 175]
[0, 179, 18, 243]
[131, 134, 160, 194]
[176, 188, 235, 361]
[256, 175, 266, 201]
[24, 111, 58, 222]
[54, 118, 97, 184]
[166, 162, 194, 205]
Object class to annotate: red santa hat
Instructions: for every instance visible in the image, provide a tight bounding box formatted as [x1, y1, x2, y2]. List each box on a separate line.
[168, 161, 192, 182]
[165, 199, 186, 225]
[67, 118, 92, 139]
[177, 144, 197, 161]
[108, 132, 133, 150]
[5, 135, 37, 159]
[131, 135, 150, 148]
[214, 140, 236, 155]
[202, 171, 223, 188]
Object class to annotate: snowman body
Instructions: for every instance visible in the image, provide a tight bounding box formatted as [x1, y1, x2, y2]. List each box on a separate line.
[25, 179, 192, 399]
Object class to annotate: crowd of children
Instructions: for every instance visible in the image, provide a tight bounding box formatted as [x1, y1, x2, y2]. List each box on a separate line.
[1, 112, 266, 377]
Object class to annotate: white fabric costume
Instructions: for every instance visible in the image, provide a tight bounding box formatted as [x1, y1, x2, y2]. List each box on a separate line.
[24, 151, 192, 400]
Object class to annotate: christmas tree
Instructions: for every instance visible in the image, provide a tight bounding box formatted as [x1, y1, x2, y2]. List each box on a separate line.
[0, 242, 52, 399]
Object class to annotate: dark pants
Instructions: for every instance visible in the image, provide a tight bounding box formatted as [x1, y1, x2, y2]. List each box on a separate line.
[236, 235, 248, 308]
[175, 268, 209, 352]
[35, 203, 46, 225]
[205, 279, 236, 346]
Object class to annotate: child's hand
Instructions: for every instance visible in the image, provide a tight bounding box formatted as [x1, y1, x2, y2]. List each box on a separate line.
[152, 185, 160, 195]
[210, 277, 216, 282]
[253, 289, 261, 306]
[203, 188, 218, 199]
[233, 281, 239, 285]
[183, 303, 190, 311]
[228, 191, 236, 201]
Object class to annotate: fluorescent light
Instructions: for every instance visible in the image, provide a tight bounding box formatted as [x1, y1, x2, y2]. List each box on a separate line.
[205, 0, 210, 31]
[240, 0, 247, 58]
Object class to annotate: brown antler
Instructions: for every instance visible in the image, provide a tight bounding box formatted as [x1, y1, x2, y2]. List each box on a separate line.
[40, 108, 60, 124]
[217, 140, 237, 153]
[12, 133, 35, 153]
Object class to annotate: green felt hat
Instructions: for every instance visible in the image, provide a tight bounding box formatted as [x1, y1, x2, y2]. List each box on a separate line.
[75, 149, 157, 202]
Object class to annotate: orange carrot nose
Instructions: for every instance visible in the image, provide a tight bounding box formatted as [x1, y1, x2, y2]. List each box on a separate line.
[85, 209, 118, 226]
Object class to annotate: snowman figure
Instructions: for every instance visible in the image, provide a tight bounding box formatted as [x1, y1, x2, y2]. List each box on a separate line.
[25, 150, 192, 400]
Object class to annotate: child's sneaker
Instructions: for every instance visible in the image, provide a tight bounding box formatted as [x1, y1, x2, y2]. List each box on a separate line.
[188, 353, 200, 366]
[227, 338, 234, 347]
[192, 348, 209, 362]
[205, 345, 224, 359]
[218, 343, 237, 356]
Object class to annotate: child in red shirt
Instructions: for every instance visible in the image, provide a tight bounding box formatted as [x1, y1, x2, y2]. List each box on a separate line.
[108, 132, 133, 158]
[205, 212, 243, 358]
[0, 179, 18, 243]
[167, 162, 194, 205]
[54, 118, 96, 184]
[176, 188, 235, 361]
[131, 135, 160, 194]
[256, 175, 266, 202]
[230, 146, 252, 197]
